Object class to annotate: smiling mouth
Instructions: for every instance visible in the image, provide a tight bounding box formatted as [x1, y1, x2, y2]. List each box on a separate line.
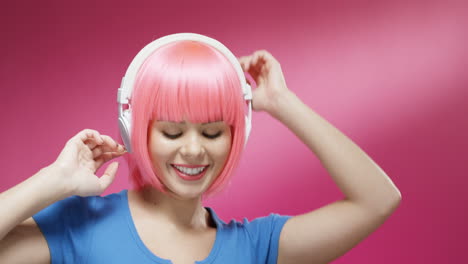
[171, 164, 209, 181]
[172, 164, 208, 174]
[171, 163, 209, 169]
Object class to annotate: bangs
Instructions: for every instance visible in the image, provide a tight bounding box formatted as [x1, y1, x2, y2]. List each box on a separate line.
[152, 55, 241, 125]
[135, 40, 243, 126]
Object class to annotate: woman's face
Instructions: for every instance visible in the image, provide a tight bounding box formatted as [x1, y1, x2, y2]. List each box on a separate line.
[148, 118, 232, 199]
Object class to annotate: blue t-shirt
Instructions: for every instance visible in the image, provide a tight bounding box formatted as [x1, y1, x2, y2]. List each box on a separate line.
[32, 189, 291, 264]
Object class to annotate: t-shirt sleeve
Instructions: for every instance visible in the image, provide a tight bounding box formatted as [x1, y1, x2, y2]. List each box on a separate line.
[32, 195, 94, 263]
[243, 213, 292, 264]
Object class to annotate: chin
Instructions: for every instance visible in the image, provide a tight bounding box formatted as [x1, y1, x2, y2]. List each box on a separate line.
[166, 186, 206, 200]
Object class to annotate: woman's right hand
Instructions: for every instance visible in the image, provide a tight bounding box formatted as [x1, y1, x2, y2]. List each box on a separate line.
[50, 129, 127, 197]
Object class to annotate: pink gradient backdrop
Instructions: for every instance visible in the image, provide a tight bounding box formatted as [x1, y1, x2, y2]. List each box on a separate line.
[1, 0, 466, 263]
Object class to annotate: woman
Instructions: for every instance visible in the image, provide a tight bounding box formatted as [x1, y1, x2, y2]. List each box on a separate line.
[0, 33, 401, 264]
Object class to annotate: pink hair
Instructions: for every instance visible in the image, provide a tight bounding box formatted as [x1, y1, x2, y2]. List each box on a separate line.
[119, 40, 247, 198]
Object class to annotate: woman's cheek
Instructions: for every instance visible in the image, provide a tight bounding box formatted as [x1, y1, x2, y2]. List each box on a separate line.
[215, 136, 232, 157]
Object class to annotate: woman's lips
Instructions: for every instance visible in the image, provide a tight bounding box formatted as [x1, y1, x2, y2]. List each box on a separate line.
[171, 165, 209, 181]
[171, 163, 209, 169]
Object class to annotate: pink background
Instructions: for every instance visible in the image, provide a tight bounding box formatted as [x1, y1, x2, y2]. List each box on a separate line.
[1, 0, 466, 263]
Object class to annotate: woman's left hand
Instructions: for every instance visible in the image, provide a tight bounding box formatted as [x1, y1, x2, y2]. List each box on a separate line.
[238, 50, 291, 113]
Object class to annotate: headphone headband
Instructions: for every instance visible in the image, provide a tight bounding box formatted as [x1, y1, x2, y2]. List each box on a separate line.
[117, 33, 252, 153]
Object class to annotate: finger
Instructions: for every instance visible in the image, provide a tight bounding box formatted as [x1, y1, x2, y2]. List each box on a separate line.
[254, 50, 274, 62]
[238, 56, 251, 71]
[68, 129, 91, 146]
[93, 151, 127, 170]
[85, 139, 100, 150]
[254, 50, 281, 69]
[252, 52, 260, 66]
[239, 58, 253, 83]
[240, 55, 258, 69]
[74, 130, 103, 150]
[93, 153, 118, 171]
[248, 52, 266, 72]
[239, 54, 265, 84]
[86, 133, 105, 151]
[240, 50, 277, 72]
[253, 52, 268, 70]
[77, 129, 101, 143]
[94, 157, 105, 171]
[93, 136, 126, 158]
[93, 145, 126, 160]
[92, 130, 104, 145]
[243, 56, 260, 76]
[100, 135, 123, 151]
[98, 162, 119, 192]
[92, 147, 104, 159]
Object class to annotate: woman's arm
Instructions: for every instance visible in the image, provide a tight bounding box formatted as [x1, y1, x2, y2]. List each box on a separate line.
[0, 165, 68, 263]
[0, 165, 70, 241]
[239, 51, 401, 264]
[269, 90, 401, 214]
[273, 90, 401, 264]
[0, 128, 123, 241]
[0, 129, 124, 263]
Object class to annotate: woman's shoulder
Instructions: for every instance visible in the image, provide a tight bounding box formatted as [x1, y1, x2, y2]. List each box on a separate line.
[94, 189, 128, 205]
[33, 189, 127, 220]
[83, 189, 128, 217]
[208, 207, 292, 233]
[208, 208, 292, 262]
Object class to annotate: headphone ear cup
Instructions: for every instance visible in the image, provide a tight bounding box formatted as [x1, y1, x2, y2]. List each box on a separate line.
[118, 110, 132, 153]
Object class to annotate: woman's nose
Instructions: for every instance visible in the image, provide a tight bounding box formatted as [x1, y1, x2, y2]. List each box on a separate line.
[180, 134, 205, 158]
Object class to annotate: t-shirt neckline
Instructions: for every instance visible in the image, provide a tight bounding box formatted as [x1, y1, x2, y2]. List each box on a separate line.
[119, 189, 223, 264]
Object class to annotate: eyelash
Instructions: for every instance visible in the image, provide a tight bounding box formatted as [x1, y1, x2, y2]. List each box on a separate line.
[163, 131, 222, 139]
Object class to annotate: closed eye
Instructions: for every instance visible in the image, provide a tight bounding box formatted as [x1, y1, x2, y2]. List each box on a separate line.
[162, 131, 222, 139]
[204, 131, 222, 139]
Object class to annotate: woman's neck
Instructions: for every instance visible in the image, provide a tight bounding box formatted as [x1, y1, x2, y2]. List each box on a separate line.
[134, 186, 212, 230]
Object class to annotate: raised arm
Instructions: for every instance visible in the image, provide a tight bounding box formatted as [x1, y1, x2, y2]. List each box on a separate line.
[0, 129, 125, 263]
[238, 51, 401, 264]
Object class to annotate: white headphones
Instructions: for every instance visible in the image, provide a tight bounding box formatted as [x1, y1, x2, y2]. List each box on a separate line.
[117, 33, 253, 153]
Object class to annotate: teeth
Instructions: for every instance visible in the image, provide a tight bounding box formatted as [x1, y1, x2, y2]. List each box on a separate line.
[173, 165, 206, 175]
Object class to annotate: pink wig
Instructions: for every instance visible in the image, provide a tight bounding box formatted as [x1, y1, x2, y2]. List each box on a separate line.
[120, 40, 247, 198]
